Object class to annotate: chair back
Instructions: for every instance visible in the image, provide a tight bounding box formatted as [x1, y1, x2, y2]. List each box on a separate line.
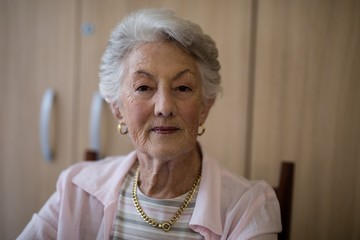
[84, 149, 99, 161]
[274, 162, 295, 240]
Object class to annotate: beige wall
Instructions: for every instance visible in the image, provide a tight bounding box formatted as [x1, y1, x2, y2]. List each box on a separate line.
[251, 1, 360, 239]
[1, 0, 359, 239]
[0, 1, 79, 239]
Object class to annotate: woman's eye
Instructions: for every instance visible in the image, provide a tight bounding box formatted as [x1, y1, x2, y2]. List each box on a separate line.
[177, 86, 192, 92]
[136, 85, 151, 92]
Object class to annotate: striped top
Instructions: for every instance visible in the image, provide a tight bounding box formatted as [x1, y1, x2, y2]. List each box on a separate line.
[112, 166, 203, 240]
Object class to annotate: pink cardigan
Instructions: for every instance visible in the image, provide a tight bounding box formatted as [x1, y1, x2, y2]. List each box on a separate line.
[18, 151, 281, 239]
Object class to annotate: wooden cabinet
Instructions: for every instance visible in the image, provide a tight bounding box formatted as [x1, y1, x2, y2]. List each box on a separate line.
[251, 0, 360, 239]
[0, 0, 251, 238]
[0, 0, 79, 239]
[1, 0, 359, 239]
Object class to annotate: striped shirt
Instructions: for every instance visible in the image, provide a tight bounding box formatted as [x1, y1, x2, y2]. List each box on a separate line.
[112, 166, 203, 240]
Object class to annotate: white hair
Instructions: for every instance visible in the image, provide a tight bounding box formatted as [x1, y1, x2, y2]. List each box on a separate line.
[99, 8, 221, 105]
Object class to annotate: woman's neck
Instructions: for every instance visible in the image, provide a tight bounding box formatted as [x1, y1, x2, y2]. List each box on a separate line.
[136, 147, 202, 199]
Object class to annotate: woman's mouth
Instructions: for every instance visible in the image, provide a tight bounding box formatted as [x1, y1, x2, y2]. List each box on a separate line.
[152, 126, 180, 134]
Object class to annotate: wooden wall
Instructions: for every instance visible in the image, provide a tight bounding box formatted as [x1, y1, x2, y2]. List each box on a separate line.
[1, 0, 359, 239]
[251, 0, 360, 239]
[0, 1, 79, 239]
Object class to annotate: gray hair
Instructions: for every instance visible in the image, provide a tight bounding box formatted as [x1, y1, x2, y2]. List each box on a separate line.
[99, 8, 221, 105]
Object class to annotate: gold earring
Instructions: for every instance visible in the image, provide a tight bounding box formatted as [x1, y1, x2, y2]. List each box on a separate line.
[117, 123, 128, 135]
[197, 124, 205, 136]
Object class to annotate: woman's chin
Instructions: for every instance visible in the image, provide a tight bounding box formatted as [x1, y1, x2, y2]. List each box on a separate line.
[140, 142, 195, 161]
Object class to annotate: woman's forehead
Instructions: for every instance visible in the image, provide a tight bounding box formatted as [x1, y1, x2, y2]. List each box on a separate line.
[124, 42, 200, 78]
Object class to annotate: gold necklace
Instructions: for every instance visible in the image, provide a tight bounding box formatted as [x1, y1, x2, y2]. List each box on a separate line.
[132, 164, 202, 232]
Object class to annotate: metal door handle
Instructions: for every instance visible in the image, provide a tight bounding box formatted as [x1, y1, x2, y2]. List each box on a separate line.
[89, 91, 104, 157]
[39, 89, 55, 161]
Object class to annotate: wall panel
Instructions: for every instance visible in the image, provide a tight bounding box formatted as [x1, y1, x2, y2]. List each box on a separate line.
[0, 1, 79, 238]
[251, 0, 360, 239]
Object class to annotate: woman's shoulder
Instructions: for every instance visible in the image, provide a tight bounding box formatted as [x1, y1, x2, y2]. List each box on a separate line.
[58, 151, 137, 185]
[197, 153, 281, 236]
[203, 153, 277, 207]
[220, 168, 275, 199]
[218, 168, 282, 236]
[62, 155, 127, 175]
[203, 151, 274, 194]
[52, 151, 138, 204]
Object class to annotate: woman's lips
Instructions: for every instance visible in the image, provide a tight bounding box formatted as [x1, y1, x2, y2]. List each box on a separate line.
[152, 126, 179, 134]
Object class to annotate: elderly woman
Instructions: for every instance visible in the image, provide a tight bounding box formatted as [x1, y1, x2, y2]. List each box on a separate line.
[19, 9, 281, 240]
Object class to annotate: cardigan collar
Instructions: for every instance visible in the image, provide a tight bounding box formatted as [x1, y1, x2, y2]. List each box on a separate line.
[72, 151, 137, 206]
[72, 149, 223, 237]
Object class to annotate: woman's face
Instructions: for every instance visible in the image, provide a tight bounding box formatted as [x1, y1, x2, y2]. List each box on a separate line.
[115, 41, 214, 159]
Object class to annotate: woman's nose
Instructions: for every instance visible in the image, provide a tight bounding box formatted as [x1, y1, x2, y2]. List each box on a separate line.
[154, 88, 176, 117]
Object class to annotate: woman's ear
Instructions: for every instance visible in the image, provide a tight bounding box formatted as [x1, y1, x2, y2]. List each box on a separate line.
[111, 102, 123, 121]
[200, 98, 215, 123]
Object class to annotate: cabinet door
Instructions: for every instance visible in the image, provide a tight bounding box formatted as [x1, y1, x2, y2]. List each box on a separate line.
[77, 0, 252, 176]
[0, 1, 79, 239]
[251, 0, 360, 239]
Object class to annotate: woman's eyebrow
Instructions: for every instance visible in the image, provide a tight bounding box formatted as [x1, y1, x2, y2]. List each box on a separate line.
[134, 69, 195, 81]
[172, 69, 194, 81]
[134, 69, 155, 80]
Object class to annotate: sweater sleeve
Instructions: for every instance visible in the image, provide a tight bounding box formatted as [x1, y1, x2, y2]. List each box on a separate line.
[17, 166, 71, 240]
[227, 181, 282, 239]
[17, 192, 60, 240]
[17, 160, 109, 240]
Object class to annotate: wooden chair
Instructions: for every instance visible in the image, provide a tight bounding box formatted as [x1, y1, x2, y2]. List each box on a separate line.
[84, 149, 99, 161]
[274, 162, 295, 240]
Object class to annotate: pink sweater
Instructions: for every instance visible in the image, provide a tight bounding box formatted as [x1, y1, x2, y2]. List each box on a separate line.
[18, 151, 281, 239]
